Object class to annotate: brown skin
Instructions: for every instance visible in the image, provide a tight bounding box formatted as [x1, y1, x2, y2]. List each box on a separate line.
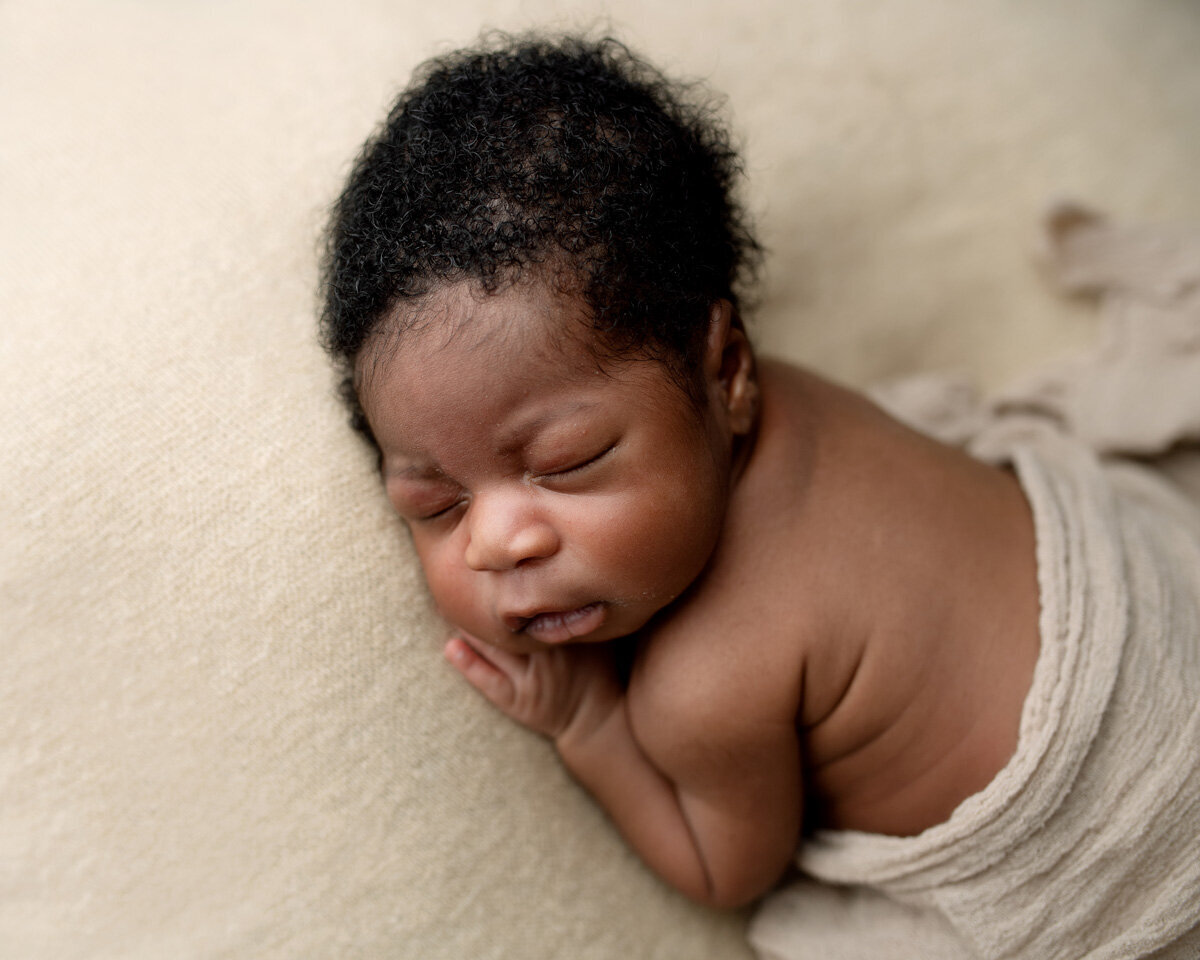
[358, 279, 1041, 910]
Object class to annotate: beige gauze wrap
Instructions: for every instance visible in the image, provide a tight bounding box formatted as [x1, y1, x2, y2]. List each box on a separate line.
[750, 210, 1200, 960]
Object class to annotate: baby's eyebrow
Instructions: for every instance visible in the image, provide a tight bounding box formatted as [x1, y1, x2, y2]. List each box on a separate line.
[495, 400, 601, 454]
[383, 461, 443, 483]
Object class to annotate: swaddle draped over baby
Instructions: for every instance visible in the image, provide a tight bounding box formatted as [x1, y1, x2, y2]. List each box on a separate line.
[750, 210, 1200, 960]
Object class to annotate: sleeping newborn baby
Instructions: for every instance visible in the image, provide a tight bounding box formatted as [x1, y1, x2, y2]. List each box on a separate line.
[320, 33, 1200, 959]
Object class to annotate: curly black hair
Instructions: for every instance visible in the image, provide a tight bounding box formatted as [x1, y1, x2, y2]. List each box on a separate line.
[319, 32, 762, 442]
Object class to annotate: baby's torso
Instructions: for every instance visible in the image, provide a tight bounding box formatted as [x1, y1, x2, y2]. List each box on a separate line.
[637, 361, 1042, 839]
[800, 562, 1040, 837]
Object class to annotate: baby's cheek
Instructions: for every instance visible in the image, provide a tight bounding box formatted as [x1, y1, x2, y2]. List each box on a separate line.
[429, 574, 469, 619]
[647, 485, 724, 579]
[597, 488, 720, 590]
[417, 551, 475, 625]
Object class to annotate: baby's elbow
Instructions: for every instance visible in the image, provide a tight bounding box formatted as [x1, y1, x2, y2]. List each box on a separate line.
[701, 886, 763, 910]
[688, 843, 794, 910]
[688, 866, 779, 911]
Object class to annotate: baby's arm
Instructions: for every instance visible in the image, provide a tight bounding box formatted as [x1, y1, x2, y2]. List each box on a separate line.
[445, 634, 802, 908]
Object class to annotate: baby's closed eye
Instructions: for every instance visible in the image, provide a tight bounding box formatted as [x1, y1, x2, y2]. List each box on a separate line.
[532, 441, 618, 482]
[386, 475, 464, 522]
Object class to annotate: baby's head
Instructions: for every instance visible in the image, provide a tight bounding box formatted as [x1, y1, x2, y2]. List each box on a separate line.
[321, 34, 763, 648]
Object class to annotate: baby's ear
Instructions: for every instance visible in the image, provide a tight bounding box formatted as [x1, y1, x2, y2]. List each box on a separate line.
[704, 300, 759, 436]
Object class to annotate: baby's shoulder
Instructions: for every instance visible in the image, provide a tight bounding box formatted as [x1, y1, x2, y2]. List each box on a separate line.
[621, 363, 843, 739]
[626, 595, 806, 765]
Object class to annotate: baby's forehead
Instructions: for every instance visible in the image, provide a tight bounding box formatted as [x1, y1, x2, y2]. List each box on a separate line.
[356, 276, 618, 389]
[398, 276, 588, 346]
[358, 285, 699, 449]
[365, 324, 697, 480]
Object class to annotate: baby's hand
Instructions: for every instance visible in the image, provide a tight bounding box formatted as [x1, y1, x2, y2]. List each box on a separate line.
[444, 634, 621, 740]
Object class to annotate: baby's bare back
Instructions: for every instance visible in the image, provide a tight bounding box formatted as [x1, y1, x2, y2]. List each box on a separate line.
[639, 361, 1041, 839]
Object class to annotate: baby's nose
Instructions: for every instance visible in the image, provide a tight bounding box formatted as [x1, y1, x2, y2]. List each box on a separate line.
[463, 494, 558, 572]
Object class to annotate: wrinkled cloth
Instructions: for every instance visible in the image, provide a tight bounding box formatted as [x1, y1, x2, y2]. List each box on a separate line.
[750, 209, 1200, 960]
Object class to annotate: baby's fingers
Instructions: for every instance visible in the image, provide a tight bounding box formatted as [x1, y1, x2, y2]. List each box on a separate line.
[457, 632, 529, 676]
[444, 636, 518, 712]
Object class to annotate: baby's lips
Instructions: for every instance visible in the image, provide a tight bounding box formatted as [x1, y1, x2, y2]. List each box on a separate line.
[500, 601, 595, 634]
[502, 612, 533, 633]
[520, 603, 607, 644]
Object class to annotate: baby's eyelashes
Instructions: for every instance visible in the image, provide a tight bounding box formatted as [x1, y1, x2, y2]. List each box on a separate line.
[385, 470, 465, 522]
[531, 442, 618, 483]
[413, 499, 466, 522]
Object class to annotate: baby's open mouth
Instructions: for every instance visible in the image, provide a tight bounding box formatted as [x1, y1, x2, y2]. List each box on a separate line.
[508, 603, 606, 644]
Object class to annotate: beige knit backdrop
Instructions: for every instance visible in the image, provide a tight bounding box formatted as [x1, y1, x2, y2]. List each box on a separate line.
[3, 1, 1199, 958]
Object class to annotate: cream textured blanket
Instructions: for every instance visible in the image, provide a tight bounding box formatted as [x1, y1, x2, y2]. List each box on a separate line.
[6, 3, 1200, 955]
[750, 213, 1200, 959]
